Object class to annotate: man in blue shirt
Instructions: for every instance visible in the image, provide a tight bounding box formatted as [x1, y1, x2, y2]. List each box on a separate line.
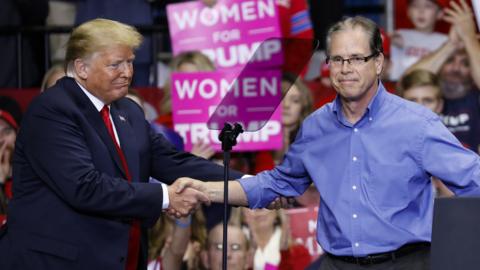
[176, 15, 480, 270]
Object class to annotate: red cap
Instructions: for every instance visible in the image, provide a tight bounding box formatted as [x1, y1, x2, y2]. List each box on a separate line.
[0, 110, 18, 131]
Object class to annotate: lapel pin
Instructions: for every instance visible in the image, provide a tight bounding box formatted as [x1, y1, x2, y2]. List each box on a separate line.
[119, 115, 126, 122]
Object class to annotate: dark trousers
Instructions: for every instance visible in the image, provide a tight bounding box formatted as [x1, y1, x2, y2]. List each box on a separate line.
[319, 248, 430, 270]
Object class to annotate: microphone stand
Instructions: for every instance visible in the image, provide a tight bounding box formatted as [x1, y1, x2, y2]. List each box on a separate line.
[218, 123, 243, 270]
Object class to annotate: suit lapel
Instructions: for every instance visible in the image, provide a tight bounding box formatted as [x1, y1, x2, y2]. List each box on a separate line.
[62, 78, 126, 177]
[110, 104, 139, 182]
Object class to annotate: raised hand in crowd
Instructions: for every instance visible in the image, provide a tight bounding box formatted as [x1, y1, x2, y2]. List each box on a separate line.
[278, 209, 292, 251]
[443, 0, 480, 88]
[191, 141, 215, 160]
[390, 31, 405, 49]
[444, 0, 477, 48]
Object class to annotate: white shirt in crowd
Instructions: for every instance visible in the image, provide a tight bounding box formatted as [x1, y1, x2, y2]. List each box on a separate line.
[390, 29, 447, 80]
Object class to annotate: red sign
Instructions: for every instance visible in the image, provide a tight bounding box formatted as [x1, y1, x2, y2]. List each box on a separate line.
[286, 207, 324, 259]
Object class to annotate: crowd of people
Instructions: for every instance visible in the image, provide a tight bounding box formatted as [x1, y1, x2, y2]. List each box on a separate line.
[0, 0, 480, 270]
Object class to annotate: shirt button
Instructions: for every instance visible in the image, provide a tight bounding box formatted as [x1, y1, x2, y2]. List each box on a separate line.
[369, 117, 373, 121]
[353, 214, 358, 219]
[352, 185, 357, 190]
[354, 128, 359, 132]
[354, 242, 360, 247]
[352, 156, 358, 161]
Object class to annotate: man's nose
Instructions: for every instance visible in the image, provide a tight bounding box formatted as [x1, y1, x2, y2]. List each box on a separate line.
[340, 61, 353, 73]
[120, 62, 133, 77]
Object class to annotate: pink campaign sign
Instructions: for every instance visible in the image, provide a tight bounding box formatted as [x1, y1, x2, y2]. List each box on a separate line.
[171, 71, 282, 152]
[167, 0, 282, 69]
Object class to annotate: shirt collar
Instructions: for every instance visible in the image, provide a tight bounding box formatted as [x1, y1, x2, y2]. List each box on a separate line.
[75, 81, 106, 112]
[331, 80, 387, 121]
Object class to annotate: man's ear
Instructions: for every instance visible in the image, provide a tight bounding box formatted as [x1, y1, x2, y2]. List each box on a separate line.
[73, 58, 89, 80]
[375, 53, 385, 76]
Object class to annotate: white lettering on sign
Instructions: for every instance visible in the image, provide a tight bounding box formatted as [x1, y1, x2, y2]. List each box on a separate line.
[442, 113, 469, 127]
[172, 0, 276, 30]
[174, 121, 281, 144]
[294, 237, 324, 257]
[202, 39, 281, 67]
[212, 29, 241, 43]
[174, 76, 278, 100]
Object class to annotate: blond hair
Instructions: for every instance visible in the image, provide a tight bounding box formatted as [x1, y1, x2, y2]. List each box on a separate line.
[41, 63, 65, 91]
[65, 18, 143, 74]
[281, 73, 313, 143]
[397, 69, 442, 99]
[160, 51, 215, 114]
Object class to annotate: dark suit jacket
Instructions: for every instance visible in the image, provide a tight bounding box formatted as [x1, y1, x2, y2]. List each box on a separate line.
[0, 77, 243, 269]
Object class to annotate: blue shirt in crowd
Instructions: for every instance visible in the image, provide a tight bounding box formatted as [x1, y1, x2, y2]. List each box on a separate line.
[239, 82, 480, 257]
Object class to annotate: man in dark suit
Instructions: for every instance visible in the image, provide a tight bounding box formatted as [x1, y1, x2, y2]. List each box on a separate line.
[0, 18, 243, 270]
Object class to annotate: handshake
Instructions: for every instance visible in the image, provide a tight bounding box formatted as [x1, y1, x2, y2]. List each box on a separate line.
[166, 177, 210, 218]
[165, 177, 295, 218]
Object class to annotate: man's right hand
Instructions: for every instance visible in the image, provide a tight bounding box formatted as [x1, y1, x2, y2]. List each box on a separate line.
[166, 179, 210, 218]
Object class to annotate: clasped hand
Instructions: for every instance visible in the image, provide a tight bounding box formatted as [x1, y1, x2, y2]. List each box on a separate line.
[166, 177, 208, 218]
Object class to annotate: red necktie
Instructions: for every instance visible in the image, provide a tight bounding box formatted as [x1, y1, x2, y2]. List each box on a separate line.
[100, 105, 140, 270]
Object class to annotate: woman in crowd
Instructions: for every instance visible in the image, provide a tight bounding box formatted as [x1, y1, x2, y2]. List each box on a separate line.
[231, 207, 311, 270]
[253, 73, 314, 173]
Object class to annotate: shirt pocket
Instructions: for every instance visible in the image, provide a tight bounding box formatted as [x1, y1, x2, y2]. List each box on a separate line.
[365, 163, 411, 209]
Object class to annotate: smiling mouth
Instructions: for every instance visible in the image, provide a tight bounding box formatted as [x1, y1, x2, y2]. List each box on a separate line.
[339, 79, 357, 84]
[114, 83, 129, 88]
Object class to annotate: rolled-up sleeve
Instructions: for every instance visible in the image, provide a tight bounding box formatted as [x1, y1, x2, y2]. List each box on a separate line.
[238, 127, 313, 208]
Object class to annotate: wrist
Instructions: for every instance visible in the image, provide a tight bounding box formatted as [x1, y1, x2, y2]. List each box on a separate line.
[174, 215, 192, 228]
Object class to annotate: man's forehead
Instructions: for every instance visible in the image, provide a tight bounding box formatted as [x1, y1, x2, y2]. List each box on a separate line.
[329, 28, 370, 54]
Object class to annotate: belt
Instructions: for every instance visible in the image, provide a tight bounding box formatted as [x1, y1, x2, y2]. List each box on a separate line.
[328, 242, 430, 265]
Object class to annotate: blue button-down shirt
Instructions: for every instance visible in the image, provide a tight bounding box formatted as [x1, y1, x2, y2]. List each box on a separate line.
[239, 83, 480, 256]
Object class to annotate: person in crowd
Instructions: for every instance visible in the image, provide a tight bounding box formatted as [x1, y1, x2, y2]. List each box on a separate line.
[398, 69, 455, 198]
[0, 96, 22, 226]
[177, 15, 480, 270]
[407, 0, 480, 153]
[253, 74, 313, 173]
[201, 222, 252, 270]
[389, 0, 448, 80]
[40, 64, 66, 91]
[0, 0, 48, 88]
[398, 69, 444, 113]
[156, 50, 215, 159]
[0, 18, 245, 270]
[251, 74, 318, 209]
[147, 212, 204, 270]
[180, 210, 208, 270]
[125, 88, 159, 122]
[238, 208, 311, 270]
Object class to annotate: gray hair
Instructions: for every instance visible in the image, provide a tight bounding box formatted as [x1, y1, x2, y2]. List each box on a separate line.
[326, 16, 383, 56]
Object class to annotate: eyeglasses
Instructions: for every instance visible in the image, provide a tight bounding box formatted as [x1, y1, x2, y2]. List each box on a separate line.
[326, 52, 379, 67]
[211, 243, 243, 251]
